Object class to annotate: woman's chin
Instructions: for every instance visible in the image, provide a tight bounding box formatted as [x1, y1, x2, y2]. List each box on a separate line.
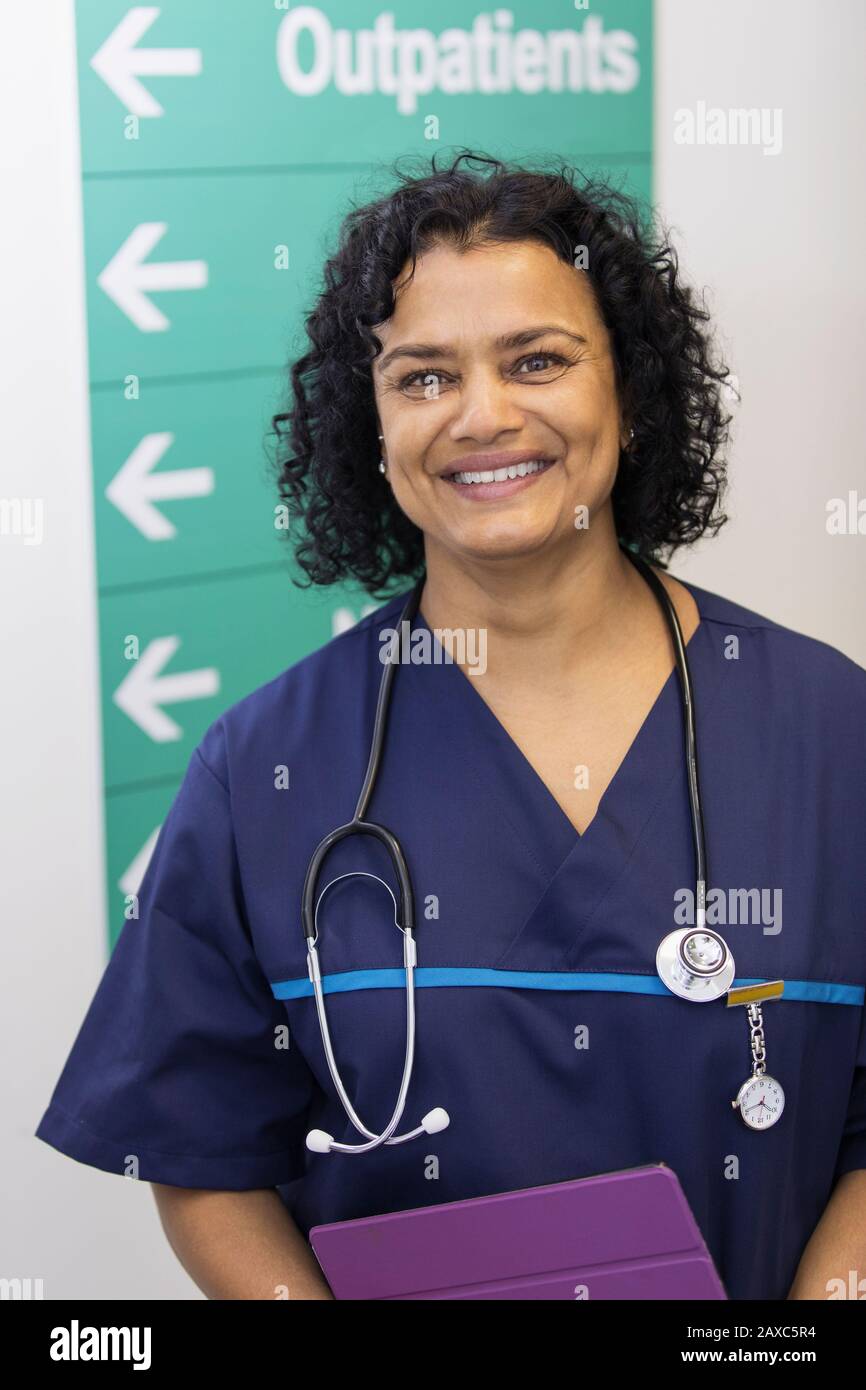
[443, 517, 565, 564]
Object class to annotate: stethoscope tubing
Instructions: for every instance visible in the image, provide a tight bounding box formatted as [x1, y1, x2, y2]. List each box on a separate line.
[623, 550, 709, 919]
[302, 548, 713, 1153]
[352, 576, 425, 825]
[307, 931, 422, 1151]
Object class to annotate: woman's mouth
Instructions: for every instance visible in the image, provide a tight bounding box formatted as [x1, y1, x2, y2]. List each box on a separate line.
[441, 457, 557, 502]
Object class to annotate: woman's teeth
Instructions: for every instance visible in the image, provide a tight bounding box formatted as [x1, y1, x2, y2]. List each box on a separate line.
[450, 459, 551, 485]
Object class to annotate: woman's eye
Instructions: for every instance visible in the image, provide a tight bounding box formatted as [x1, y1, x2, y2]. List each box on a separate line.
[399, 369, 449, 393]
[515, 352, 569, 375]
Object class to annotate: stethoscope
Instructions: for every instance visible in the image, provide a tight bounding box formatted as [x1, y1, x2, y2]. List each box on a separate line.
[302, 546, 784, 1155]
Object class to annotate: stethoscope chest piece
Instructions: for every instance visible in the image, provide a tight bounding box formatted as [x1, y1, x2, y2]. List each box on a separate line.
[656, 926, 735, 1002]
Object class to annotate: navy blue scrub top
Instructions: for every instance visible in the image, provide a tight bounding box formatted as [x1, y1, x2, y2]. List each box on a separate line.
[36, 579, 866, 1301]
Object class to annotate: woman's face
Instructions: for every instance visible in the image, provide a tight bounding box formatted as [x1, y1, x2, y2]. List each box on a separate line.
[371, 239, 629, 568]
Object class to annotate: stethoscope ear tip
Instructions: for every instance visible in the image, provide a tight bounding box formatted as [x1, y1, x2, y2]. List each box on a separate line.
[306, 1129, 335, 1153]
[421, 1107, 450, 1134]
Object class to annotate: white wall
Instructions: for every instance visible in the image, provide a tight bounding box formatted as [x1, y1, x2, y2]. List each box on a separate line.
[655, 0, 866, 655]
[1, 0, 863, 1299]
[0, 0, 199, 1298]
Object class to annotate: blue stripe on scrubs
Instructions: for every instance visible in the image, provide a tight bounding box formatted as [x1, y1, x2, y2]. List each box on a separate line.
[270, 967, 866, 1007]
[35, 579, 866, 1300]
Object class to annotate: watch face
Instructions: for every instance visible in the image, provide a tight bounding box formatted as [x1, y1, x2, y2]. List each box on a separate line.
[737, 1075, 785, 1130]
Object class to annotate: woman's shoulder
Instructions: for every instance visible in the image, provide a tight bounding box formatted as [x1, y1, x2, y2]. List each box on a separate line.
[192, 587, 412, 786]
[684, 575, 866, 729]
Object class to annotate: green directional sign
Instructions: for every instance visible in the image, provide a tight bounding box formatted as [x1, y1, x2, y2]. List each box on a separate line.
[72, 0, 654, 943]
[92, 372, 289, 587]
[99, 566, 367, 791]
[82, 169, 360, 381]
[75, 1, 653, 175]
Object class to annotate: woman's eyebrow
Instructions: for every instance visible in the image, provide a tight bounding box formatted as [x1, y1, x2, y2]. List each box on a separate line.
[376, 325, 589, 373]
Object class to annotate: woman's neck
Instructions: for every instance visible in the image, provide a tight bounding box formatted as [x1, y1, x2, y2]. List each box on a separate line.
[418, 511, 687, 688]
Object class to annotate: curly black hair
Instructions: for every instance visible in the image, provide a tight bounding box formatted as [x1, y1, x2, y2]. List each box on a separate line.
[269, 149, 732, 596]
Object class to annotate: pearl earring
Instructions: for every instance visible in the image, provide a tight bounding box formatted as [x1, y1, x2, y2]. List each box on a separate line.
[378, 434, 387, 475]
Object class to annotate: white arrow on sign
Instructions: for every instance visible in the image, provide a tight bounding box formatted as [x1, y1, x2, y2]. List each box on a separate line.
[113, 636, 219, 741]
[106, 432, 214, 539]
[98, 223, 208, 332]
[91, 6, 202, 117]
[119, 825, 161, 899]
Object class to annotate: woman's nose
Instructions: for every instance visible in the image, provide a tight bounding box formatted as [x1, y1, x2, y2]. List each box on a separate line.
[447, 367, 527, 441]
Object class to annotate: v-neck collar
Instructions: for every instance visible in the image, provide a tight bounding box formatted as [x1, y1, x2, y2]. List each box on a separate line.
[358, 569, 733, 973]
[412, 578, 709, 855]
[402, 579, 724, 970]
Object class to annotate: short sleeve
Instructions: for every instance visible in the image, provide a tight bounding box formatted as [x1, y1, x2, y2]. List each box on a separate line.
[833, 1003, 866, 1183]
[35, 735, 315, 1189]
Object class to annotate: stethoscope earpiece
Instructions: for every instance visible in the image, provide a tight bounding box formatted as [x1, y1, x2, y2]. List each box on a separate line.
[306, 1106, 450, 1155]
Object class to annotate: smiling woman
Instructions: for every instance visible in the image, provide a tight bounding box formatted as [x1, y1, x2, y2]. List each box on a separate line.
[273, 150, 730, 591]
[35, 150, 866, 1303]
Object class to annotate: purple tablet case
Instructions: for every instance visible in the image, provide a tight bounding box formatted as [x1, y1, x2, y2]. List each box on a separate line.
[309, 1163, 727, 1300]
